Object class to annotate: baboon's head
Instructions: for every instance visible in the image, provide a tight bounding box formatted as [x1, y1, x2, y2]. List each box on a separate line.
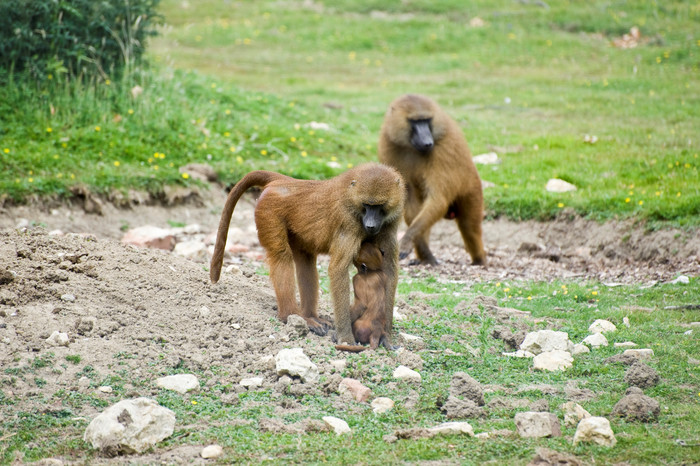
[346, 163, 405, 237]
[353, 242, 384, 273]
[382, 94, 448, 154]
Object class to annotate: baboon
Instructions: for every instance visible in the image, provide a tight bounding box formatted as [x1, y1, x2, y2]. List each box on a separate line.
[209, 163, 405, 346]
[334, 242, 393, 353]
[378, 94, 486, 266]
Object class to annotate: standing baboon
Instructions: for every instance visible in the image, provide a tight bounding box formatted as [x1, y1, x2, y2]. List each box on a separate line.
[209, 163, 405, 346]
[378, 94, 486, 265]
[334, 242, 393, 352]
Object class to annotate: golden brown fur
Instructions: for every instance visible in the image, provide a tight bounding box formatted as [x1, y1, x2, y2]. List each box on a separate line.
[378, 94, 486, 265]
[210, 163, 405, 345]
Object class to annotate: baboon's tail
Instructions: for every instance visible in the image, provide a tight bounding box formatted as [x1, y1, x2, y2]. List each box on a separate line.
[210, 171, 290, 283]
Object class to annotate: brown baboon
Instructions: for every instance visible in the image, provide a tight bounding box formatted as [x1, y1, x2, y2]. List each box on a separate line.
[334, 242, 393, 352]
[378, 94, 486, 266]
[209, 163, 405, 346]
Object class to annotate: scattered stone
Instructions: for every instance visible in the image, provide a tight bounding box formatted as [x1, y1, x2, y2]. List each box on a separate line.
[371, 397, 395, 414]
[623, 316, 631, 327]
[612, 391, 660, 422]
[46, 331, 70, 347]
[572, 344, 590, 355]
[588, 319, 616, 334]
[75, 316, 96, 335]
[582, 333, 608, 348]
[502, 350, 535, 358]
[428, 421, 474, 437]
[393, 365, 421, 383]
[572, 417, 616, 447]
[545, 179, 577, 193]
[173, 240, 208, 260]
[83, 398, 176, 454]
[286, 314, 310, 338]
[670, 275, 689, 285]
[239, 377, 264, 389]
[61, 294, 76, 302]
[121, 226, 176, 251]
[275, 348, 319, 383]
[449, 372, 484, 406]
[520, 330, 573, 355]
[624, 362, 659, 388]
[533, 350, 573, 372]
[440, 396, 485, 419]
[339, 378, 371, 403]
[322, 416, 351, 435]
[473, 152, 500, 164]
[98, 386, 113, 393]
[560, 402, 591, 428]
[514, 412, 561, 438]
[623, 348, 654, 360]
[0, 269, 15, 285]
[156, 374, 200, 394]
[330, 359, 346, 372]
[201, 444, 223, 459]
[614, 341, 637, 348]
[527, 447, 582, 466]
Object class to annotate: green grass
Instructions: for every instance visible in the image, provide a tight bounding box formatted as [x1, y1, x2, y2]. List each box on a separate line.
[2, 279, 698, 464]
[1, 0, 698, 225]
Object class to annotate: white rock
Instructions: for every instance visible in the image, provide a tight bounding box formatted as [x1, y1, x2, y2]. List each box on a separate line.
[561, 402, 591, 428]
[623, 348, 654, 360]
[399, 332, 423, 342]
[573, 417, 616, 447]
[520, 330, 574, 355]
[183, 224, 203, 235]
[239, 377, 264, 388]
[393, 365, 422, 382]
[201, 444, 223, 459]
[173, 240, 208, 260]
[308, 121, 331, 131]
[670, 275, 689, 284]
[61, 294, 76, 302]
[371, 397, 395, 414]
[582, 333, 608, 348]
[623, 316, 630, 327]
[614, 341, 637, 348]
[330, 359, 347, 372]
[156, 374, 200, 394]
[572, 344, 590, 355]
[393, 309, 407, 321]
[472, 152, 500, 165]
[502, 350, 535, 358]
[589, 319, 617, 334]
[254, 355, 276, 371]
[275, 348, 319, 383]
[322, 416, 351, 435]
[514, 412, 561, 438]
[533, 350, 573, 372]
[546, 178, 577, 193]
[98, 386, 113, 393]
[481, 180, 496, 189]
[46, 331, 70, 347]
[198, 306, 211, 318]
[83, 398, 175, 453]
[429, 421, 474, 436]
[121, 225, 175, 251]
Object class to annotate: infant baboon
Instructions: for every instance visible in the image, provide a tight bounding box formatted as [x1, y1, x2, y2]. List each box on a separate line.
[378, 93, 486, 265]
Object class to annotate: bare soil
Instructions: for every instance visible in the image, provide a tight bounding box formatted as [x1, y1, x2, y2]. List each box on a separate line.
[0, 185, 697, 462]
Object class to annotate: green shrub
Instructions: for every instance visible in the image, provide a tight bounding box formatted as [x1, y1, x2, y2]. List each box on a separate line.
[0, 0, 161, 83]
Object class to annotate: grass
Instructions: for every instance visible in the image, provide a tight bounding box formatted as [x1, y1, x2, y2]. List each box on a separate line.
[0, 0, 698, 225]
[1, 279, 698, 464]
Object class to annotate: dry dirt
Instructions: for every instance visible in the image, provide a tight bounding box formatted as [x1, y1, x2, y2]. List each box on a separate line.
[0, 185, 698, 462]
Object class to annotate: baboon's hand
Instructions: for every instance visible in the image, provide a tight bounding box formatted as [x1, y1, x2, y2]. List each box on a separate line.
[306, 317, 332, 336]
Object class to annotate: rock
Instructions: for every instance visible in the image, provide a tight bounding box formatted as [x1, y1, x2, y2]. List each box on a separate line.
[371, 397, 395, 414]
[201, 444, 223, 459]
[670, 275, 689, 284]
[449, 372, 484, 406]
[239, 377, 264, 389]
[588, 319, 616, 334]
[624, 362, 659, 388]
[428, 421, 474, 437]
[322, 416, 351, 435]
[83, 398, 175, 454]
[560, 402, 591, 428]
[582, 333, 608, 348]
[275, 348, 319, 383]
[173, 240, 208, 260]
[572, 344, 590, 355]
[75, 316, 96, 335]
[611, 392, 660, 422]
[528, 447, 582, 466]
[393, 365, 421, 382]
[514, 412, 561, 438]
[614, 341, 637, 348]
[121, 226, 176, 251]
[520, 330, 573, 355]
[623, 348, 654, 360]
[533, 350, 573, 371]
[339, 378, 371, 403]
[46, 331, 70, 347]
[623, 316, 630, 327]
[61, 293, 76, 302]
[286, 314, 309, 338]
[98, 386, 113, 393]
[572, 417, 616, 447]
[441, 396, 485, 419]
[330, 359, 346, 372]
[155, 374, 200, 394]
[253, 355, 276, 372]
[472, 152, 500, 164]
[545, 178, 577, 193]
[502, 350, 535, 358]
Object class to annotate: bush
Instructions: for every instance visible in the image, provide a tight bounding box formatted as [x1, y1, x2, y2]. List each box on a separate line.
[0, 0, 161, 83]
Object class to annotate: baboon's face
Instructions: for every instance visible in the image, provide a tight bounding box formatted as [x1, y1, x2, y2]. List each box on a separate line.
[409, 118, 434, 153]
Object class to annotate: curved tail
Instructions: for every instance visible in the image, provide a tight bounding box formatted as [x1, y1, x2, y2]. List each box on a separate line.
[210, 171, 288, 283]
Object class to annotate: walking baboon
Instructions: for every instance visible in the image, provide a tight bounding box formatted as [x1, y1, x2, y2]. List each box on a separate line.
[210, 163, 405, 346]
[334, 242, 393, 352]
[378, 94, 486, 266]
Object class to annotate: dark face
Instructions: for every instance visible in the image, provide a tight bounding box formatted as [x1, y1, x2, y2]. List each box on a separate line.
[409, 119, 434, 153]
[361, 204, 385, 236]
